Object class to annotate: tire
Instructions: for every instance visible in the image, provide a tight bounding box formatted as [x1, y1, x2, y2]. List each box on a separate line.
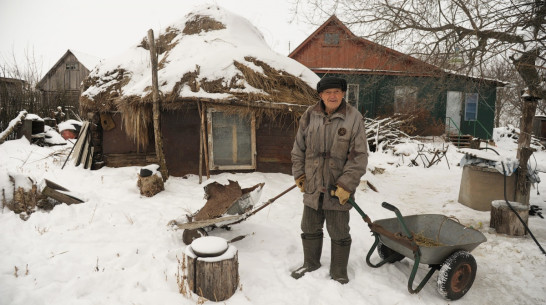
[437, 250, 477, 301]
[377, 239, 404, 263]
[182, 228, 208, 245]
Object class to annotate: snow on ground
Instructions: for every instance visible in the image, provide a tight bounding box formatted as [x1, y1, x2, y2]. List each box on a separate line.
[0, 130, 545, 305]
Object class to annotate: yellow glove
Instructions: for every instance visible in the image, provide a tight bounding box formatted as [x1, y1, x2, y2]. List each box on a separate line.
[331, 185, 350, 205]
[295, 174, 305, 193]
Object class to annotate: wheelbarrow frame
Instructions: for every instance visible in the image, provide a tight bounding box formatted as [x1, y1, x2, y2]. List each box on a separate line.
[349, 198, 486, 298]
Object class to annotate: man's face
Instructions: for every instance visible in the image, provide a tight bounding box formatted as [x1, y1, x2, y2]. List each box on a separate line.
[320, 88, 344, 114]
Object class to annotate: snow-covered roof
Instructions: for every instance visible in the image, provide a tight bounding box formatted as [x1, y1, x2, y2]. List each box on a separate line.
[81, 5, 319, 113]
[70, 49, 102, 71]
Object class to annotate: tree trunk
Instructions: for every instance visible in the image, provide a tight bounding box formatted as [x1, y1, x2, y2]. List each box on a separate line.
[147, 29, 169, 181]
[490, 200, 529, 236]
[186, 246, 239, 301]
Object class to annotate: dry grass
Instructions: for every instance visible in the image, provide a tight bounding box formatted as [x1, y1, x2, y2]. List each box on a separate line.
[183, 14, 226, 35]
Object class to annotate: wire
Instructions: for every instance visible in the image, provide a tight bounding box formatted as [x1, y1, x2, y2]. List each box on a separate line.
[478, 147, 546, 256]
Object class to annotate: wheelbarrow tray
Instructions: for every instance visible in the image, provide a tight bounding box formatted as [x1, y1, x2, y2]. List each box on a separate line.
[375, 214, 487, 265]
[173, 183, 264, 230]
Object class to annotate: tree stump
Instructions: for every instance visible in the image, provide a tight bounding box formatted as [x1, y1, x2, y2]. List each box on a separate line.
[137, 165, 164, 197]
[490, 200, 529, 236]
[184, 237, 239, 301]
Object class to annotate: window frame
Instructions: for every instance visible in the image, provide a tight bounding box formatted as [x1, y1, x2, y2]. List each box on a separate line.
[65, 62, 79, 70]
[206, 108, 256, 171]
[394, 86, 418, 113]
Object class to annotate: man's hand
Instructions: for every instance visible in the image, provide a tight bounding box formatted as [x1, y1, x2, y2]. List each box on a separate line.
[295, 174, 305, 193]
[331, 185, 350, 205]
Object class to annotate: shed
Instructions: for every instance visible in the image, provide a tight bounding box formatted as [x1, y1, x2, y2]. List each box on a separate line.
[37, 49, 101, 118]
[80, 5, 319, 176]
[0, 77, 27, 132]
[289, 15, 505, 140]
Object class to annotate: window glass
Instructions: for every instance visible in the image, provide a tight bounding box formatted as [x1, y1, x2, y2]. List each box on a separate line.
[209, 111, 255, 169]
[324, 33, 340, 45]
[464, 93, 478, 121]
[394, 86, 418, 113]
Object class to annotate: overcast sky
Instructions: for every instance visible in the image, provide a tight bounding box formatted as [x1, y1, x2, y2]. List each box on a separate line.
[0, 0, 318, 77]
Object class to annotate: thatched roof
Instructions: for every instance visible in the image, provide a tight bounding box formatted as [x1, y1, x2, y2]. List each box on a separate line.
[80, 5, 319, 114]
[80, 5, 319, 148]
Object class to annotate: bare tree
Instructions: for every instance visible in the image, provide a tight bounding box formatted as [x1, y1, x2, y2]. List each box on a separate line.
[294, 0, 544, 96]
[294, 0, 544, 201]
[0, 47, 43, 131]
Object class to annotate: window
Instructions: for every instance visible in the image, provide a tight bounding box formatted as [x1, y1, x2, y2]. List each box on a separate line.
[324, 33, 340, 45]
[347, 84, 359, 109]
[66, 63, 78, 70]
[464, 93, 478, 121]
[207, 109, 256, 170]
[394, 86, 418, 113]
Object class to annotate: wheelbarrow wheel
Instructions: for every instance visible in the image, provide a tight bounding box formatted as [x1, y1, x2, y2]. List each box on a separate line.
[437, 250, 477, 301]
[377, 240, 404, 263]
[182, 228, 208, 245]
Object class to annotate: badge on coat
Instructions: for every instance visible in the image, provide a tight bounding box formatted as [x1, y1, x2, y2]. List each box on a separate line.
[338, 127, 347, 136]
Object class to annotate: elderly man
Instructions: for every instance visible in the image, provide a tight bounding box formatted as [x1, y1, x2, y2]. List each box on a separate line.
[290, 76, 368, 284]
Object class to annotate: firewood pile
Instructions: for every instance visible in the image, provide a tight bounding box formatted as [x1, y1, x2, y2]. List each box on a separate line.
[364, 115, 412, 152]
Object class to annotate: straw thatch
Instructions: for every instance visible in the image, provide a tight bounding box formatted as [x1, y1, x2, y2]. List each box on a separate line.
[80, 7, 319, 149]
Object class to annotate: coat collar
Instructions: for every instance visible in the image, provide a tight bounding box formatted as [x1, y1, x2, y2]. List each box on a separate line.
[312, 98, 347, 117]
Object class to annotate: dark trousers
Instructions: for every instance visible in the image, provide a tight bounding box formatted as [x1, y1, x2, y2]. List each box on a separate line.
[301, 202, 350, 241]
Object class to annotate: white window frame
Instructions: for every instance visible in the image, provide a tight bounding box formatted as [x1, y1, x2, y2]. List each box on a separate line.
[207, 108, 256, 170]
[464, 93, 478, 121]
[394, 86, 418, 113]
[347, 83, 359, 109]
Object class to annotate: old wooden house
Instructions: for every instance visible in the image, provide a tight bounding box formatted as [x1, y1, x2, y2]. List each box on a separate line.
[80, 5, 319, 176]
[289, 15, 504, 140]
[37, 49, 100, 118]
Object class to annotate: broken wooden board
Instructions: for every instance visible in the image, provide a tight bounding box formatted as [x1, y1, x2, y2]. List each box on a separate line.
[42, 179, 84, 205]
[172, 215, 243, 230]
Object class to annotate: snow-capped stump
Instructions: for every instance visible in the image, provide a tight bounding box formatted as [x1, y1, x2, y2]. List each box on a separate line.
[137, 164, 164, 197]
[490, 200, 529, 236]
[185, 236, 239, 301]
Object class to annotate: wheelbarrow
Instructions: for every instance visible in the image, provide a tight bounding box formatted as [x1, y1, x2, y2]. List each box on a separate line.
[349, 198, 487, 301]
[171, 183, 296, 244]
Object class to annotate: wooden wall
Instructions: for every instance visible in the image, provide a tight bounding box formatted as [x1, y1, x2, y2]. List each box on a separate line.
[256, 115, 298, 175]
[99, 109, 299, 177]
[290, 24, 423, 73]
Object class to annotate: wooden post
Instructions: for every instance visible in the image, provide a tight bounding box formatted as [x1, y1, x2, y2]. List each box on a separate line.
[197, 101, 204, 184]
[490, 200, 529, 236]
[147, 29, 169, 181]
[199, 101, 210, 179]
[185, 245, 239, 301]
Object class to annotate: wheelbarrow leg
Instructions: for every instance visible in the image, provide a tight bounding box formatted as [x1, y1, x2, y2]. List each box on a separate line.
[366, 235, 403, 268]
[407, 253, 440, 294]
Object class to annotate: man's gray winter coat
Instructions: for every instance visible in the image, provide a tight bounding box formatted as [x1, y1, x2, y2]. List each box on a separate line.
[291, 99, 368, 211]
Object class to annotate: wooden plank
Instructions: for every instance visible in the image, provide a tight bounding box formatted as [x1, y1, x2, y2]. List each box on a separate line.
[80, 129, 91, 167]
[72, 122, 90, 166]
[174, 215, 243, 230]
[42, 179, 84, 205]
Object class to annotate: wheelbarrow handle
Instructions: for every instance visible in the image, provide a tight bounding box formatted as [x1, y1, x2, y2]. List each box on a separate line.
[381, 202, 413, 240]
[381, 202, 398, 212]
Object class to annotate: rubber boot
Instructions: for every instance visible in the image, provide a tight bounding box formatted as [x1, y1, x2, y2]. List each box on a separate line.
[291, 233, 323, 279]
[330, 237, 351, 284]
